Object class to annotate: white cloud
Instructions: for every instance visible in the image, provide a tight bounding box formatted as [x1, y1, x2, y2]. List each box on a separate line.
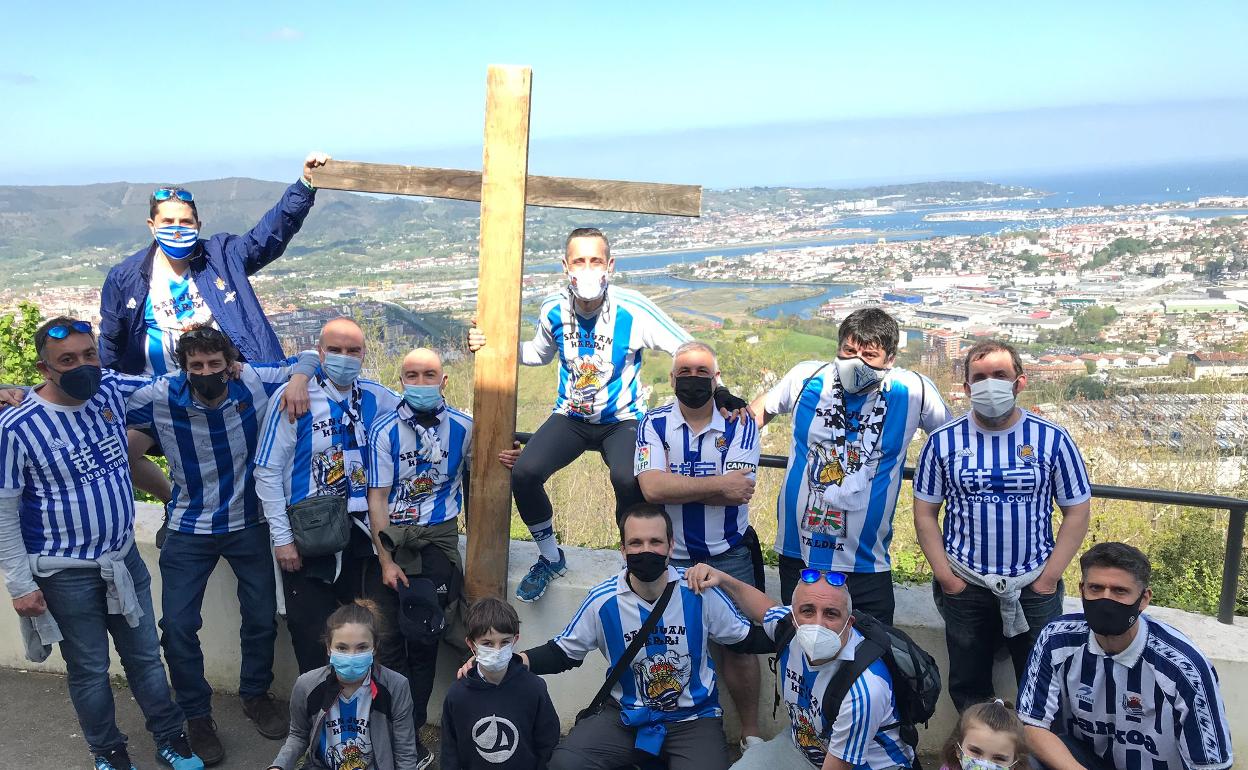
[0, 72, 38, 86]
[268, 26, 304, 42]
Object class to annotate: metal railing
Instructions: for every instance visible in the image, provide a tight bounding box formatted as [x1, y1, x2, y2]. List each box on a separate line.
[516, 433, 1248, 624]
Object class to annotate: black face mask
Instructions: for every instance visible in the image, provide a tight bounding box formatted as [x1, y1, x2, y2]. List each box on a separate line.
[626, 551, 668, 583]
[674, 375, 714, 409]
[54, 364, 102, 401]
[1083, 594, 1145, 637]
[188, 371, 228, 401]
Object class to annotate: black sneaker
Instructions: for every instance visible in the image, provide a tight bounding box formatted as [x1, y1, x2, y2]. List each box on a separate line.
[154, 731, 205, 769]
[242, 692, 289, 739]
[94, 746, 137, 770]
[414, 743, 434, 770]
[186, 715, 225, 766]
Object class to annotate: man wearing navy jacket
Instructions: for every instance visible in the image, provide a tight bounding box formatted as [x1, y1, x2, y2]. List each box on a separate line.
[98, 151, 330, 499]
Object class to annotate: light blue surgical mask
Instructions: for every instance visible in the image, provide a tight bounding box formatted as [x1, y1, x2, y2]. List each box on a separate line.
[154, 225, 199, 260]
[329, 649, 373, 682]
[322, 353, 362, 386]
[403, 384, 443, 412]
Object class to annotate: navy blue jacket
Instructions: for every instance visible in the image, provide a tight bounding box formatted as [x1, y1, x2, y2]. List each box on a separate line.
[99, 180, 316, 374]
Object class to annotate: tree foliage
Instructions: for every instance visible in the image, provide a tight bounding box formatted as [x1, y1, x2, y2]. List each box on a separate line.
[0, 301, 42, 384]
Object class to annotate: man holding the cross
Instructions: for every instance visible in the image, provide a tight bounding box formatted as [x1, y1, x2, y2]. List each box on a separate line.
[469, 228, 747, 603]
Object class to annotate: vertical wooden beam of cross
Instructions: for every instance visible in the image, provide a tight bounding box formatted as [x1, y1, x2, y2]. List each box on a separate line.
[309, 65, 702, 600]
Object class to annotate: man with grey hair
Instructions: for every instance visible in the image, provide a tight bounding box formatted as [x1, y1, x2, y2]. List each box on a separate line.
[635, 340, 764, 748]
[686, 563, 912, 770]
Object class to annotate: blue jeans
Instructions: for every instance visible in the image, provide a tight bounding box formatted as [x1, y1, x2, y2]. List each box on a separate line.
[36, 544, 185, 755]
[933, 578, 1065, 712]
[159, 525, 277, 718]
[671, 542, 760, 587]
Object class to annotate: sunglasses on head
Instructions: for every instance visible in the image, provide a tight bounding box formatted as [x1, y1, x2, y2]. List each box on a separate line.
[46, 321, 93, 340]
[153, 187, 194, 203]
[800, 568, 848, 587]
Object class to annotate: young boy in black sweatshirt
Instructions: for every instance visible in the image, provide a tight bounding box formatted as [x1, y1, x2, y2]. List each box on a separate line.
[441, 597, 561, 769]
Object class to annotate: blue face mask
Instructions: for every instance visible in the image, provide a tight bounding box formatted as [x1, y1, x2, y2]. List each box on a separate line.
[154, 225, 199, 260]
[322, 353, 363, 386]
[329, 649, 373, 682]
[403, 384, 443, 412]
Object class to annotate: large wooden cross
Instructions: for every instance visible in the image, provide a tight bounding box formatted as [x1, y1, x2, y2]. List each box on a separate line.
[310, 65, 702, 600]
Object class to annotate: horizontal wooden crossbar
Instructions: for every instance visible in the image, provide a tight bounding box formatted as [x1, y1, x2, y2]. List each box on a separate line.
[309, 159, 702, 217]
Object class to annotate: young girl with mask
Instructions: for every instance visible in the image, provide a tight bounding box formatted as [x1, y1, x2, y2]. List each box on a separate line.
[268, 600, 422, 770]
[939, 699, 1029, 770]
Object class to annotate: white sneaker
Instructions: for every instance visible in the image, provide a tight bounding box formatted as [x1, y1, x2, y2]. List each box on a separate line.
[740, 735, 765, 753]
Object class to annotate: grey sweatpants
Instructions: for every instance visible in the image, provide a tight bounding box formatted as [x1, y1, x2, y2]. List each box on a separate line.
[548, 706, 730, 770]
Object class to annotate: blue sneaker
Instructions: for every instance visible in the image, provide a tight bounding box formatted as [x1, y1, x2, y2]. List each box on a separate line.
[155, 732, 205, 770]
[94, 747, 136, 770]
[516, 549, 567, 602]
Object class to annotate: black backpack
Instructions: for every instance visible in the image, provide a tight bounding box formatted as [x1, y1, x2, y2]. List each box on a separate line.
[771, 610, 941, 761]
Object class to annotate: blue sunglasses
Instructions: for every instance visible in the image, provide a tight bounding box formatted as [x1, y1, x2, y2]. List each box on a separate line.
[46, 321, 93, 340]
[153, 187, 194, 203]
[800, 569, 848, 587]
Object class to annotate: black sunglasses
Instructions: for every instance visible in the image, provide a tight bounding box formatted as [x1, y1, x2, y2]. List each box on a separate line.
[800, 568, 848, 587]
[153, 187, 194, 203]
[46, 321, 93, 340]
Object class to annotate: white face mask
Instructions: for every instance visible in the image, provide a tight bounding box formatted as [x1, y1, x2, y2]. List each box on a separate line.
[834, 355, 887, 393]
[795, 619, 848, 665]
[569, 267, 608, 301]
[969, 378, 1018, 420]
[474, 640, 515, 673]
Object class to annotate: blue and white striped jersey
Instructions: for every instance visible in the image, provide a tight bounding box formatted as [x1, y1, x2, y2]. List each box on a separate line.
[367, 404, 472, 527]
[634, 402, 761, 561]
[553, 565, 751, 718]
[765, 361, 950, 572]
[763, 606, 914, 769]
[143, 270, 216, 375]
[522, 287, 691, 424]
[126, 360, 307, 535]
[254, 376, 400, 532]
[913, 411, 1091, 577]
[1018, 614, 1233, 770]
[0, 371, 150, 559]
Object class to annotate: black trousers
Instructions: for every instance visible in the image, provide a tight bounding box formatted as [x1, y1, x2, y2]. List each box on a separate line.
[367, 546, 459, 729]
[511, 414, 644, 526]
[778, 554, 896, 625]
[933, 579, 1065, 712]
[282, 526, 374, 674]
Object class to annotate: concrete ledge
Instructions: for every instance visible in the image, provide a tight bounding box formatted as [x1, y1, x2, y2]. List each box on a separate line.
[2, 503, 1244, 760]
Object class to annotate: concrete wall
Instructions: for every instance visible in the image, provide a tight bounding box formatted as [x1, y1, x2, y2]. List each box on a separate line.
[2, 503, 1244, 762]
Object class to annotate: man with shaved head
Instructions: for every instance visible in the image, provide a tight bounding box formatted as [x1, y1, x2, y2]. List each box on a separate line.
[687, 563, 913, 770]
[253, 317, 401, 673]
[365, 347, 500, 751]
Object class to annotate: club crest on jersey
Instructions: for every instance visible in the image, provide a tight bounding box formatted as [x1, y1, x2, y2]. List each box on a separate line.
[1122, 693, 1145, 718]
[714, 434, 727, 452]
[1017, 444, 1037, 464]
[215, 277, 227, 291]
[236, 401, 249, 414]
[565, 354, 612, 416]
[101, 407, 116, 424]
[631, 650, 691, 711]
[788, 704, 826, 765]
[313, 445, 348, 495]
[326, 739, 371, 770]
[393, 470, 440, 521]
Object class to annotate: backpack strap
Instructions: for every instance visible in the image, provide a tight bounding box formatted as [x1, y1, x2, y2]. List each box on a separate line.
[580, 579, 676, 717]
[769, 616, 797, 720]
[819, 637, 887, 741]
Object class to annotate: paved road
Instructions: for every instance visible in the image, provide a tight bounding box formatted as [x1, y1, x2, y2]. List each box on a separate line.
[2, 667, 439, 769]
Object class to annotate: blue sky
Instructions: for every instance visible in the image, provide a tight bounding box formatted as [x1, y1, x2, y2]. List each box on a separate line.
[2, 1, 1247, 186]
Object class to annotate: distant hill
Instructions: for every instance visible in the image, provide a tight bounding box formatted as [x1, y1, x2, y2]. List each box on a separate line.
[0, 177, 1036, 289]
